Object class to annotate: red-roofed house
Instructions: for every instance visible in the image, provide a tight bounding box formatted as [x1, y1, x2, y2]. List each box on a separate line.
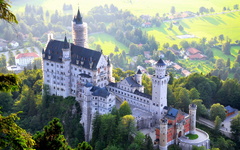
[15, 52, 39, 67]
[186, 48, 200, 55]
[182, 69, 191, 76]
[173, 64, 182, 70]
[189, 53, 207, 60]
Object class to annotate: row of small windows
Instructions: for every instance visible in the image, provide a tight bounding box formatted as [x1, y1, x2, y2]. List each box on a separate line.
[46, 63, 63, 68]
[122, 97, 148, 109]
[53, 87, 65, 91]
[46, 69, 65, 75]
[97, 77, 107, 82]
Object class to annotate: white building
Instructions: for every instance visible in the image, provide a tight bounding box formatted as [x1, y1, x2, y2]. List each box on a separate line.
[15, 52, 39, 67]
[9, 41, 19, 48]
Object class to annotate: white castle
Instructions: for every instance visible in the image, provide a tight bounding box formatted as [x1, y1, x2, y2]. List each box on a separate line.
[42, 9, 210, 149]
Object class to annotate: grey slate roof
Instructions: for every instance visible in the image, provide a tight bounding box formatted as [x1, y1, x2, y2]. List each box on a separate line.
[156, 58, 166, 66]
[125, 76, 142, 87]
[165, 107, 178, 120]
[43, 39, 102, 70]
[79, 73, 91, 78]
[85, 82, 93, 87]
[63, 36, 69, 49]
[225, 105, 236, 113]
[134, 90, 152, 99]
[137, 69, 142, 74]
[91, 86, 110, 98]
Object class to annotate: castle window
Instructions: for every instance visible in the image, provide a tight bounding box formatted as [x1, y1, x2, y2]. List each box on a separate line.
[47, 63, 49, 65]
[51, 64, 53, 66]
[153, 103, 155, 106]
[95, 103, 97, 105]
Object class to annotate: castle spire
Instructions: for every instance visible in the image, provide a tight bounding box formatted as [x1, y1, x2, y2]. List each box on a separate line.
[76, 7, 83, 24]
[63, 34, 69, 49]
[156, 58, 166, 66]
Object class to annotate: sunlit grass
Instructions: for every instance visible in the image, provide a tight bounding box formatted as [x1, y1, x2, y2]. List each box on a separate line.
[12, 0, 240, 16]
[89, 33, 129, 55]
[178, 59, 214, 74]
[144, 11, 240, 47]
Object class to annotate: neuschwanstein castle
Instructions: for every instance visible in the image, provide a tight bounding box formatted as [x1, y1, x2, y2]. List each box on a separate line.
[42, 9, 210, 150]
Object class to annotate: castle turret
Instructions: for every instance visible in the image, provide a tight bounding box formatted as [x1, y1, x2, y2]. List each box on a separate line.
[62, 35, 71, 97]
[107, 57, 114, 82]
[81, 82, 93, 141]
[42, 48, 45, 58]
[72, 8, 88, 48]
[135, 69, 142, 85]
[159, 118, 168, 150]
[47, 33, 53, 43]
[189, 103, 197, 134]
[151, 58, 169, 119]
[62, 35, 70, 61]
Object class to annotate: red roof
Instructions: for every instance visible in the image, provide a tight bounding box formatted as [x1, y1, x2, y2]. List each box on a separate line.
[173, 64, 182, 70]
[189, 53, 207, 59]
[15, 52, 39, 59]
[187, 48, 200, 55]
[182, 70, 191, 76]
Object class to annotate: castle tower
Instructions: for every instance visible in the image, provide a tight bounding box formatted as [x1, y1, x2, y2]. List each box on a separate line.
[72, 8, 88, 48]
[135, 69, 142, 85]
[152, 59, 169, 119]
[62, 35, 71, 97]
[189, 103, 197, 134]
[159, 118, 168, 150]
[47, 33, 53, 43]
[80, 82, 93, 141]
[107, 57, 114, 82]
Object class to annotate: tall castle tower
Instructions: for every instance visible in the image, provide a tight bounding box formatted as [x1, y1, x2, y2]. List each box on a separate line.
[152, 59, 169, 119]
[159, 118, 168, 150]
[189, 104, 197, 134]
[61, 35, 71, 97]
[72, 8, 88, 48]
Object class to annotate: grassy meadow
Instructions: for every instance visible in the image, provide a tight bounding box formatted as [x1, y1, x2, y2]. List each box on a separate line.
[89, 33, 129, 55]
[12, 0, 240, 16]
[144, 11, 240, 46]
[178, 59, 214, 74]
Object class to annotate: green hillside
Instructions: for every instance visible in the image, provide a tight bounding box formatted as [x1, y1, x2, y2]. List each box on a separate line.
[89, 33, 129, 55]
[12, 0, 240, 16]
[144, 11, 240, 46]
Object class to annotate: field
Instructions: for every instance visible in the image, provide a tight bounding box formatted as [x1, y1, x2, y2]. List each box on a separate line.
[178, 59, 214, 74]
[11, 0, 240, 16]
[144, 11, 240, 46]
[89, 33, 129, 55]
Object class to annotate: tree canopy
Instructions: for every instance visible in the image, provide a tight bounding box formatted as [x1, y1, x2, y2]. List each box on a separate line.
[0, 0, 18, 23]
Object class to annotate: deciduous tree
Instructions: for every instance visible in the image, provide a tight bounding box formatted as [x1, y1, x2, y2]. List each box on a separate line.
[210, 103, 226, 121]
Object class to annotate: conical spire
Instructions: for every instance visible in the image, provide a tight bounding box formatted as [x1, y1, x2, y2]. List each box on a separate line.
[63, 35, 69, 49]
[76, 8, 83, 24]
[107, 57, 111, 66]
[137, 69, 142, 74]
[156, 58, 166, 66]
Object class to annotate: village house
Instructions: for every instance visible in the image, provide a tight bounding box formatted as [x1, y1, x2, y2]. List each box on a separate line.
[15, 52, 40, 67]
[9, 41, 19, 48]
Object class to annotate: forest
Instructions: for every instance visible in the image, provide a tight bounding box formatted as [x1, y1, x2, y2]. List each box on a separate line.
[1, 68, 240, 149]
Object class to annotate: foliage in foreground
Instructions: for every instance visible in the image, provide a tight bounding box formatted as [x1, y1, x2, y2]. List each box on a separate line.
[91, 101, 154, 150]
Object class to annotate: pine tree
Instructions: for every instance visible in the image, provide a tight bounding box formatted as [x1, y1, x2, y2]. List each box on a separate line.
[33, 118, 71, 150]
